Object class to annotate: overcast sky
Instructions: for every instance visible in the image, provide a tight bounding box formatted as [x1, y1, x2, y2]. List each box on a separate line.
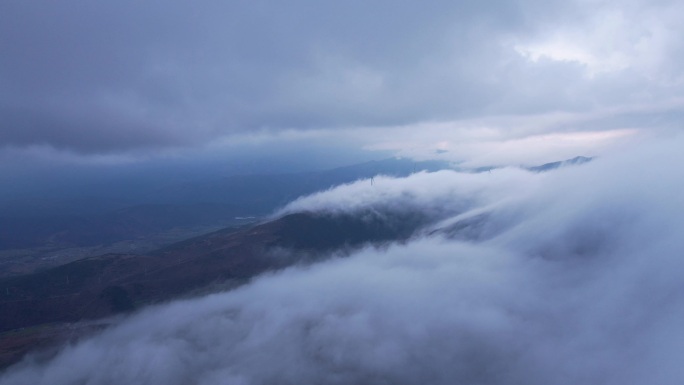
[2, 3, 684, 382]
[2, 0, 683, 168]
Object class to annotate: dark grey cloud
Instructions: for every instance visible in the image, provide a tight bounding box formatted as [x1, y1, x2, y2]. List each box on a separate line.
[2, 135, 683, 384]
[0, 0, 684, 160]
[5, 0, 679, 155]
[0, 1, 291, 151]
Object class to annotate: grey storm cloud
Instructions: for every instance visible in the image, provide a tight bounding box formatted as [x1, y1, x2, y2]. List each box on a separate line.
[2, 134, 684, 384]
[3, 0, 682, 154]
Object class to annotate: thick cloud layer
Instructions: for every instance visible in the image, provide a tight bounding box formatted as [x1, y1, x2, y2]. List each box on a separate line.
[279, 167, 538, 216]
[2, 0, 684, 156]
[2, 136, 683, 384]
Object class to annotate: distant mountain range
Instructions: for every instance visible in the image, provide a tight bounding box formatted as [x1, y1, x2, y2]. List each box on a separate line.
[527, 156, 593, 172]
[0, 209, 430, 367]
[0, 158, 449, 251]
[0, 156, 593, 252]
[0, 208, 432, 329]
[0, 156, 594, 367]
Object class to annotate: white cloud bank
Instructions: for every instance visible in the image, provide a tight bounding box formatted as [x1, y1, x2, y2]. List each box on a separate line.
[2, 135, 684, 384]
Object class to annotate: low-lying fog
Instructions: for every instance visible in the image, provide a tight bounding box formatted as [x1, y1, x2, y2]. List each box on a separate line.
[2, 136, 683, 385]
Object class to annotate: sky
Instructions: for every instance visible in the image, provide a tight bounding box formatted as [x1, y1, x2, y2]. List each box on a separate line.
[2, 0, 683, 173]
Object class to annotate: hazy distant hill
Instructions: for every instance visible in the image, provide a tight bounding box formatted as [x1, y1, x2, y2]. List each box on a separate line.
[0, 209, 430, 331]
[0, 203, 243, 250]
[0, 208, 435, 366]
[0, 156, 594, 367]
[527, 156, 593, 172]
[149, 157, 450, 208]
[0, 158, 450, 251]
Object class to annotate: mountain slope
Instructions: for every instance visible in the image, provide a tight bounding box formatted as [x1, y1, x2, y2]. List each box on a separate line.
[0, 158, 450, 251]
[0, 210, 430, 334]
